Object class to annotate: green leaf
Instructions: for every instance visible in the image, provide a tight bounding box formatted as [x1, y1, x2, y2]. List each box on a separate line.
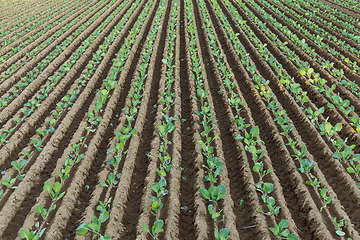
[269, 227, 279, 236]
[287, 234, 298, 240]
[263, 182, 274, 194]
[217, 184, 226, 200]
[267, 197, 276, 206]
[142, 225, 150, 233]
[347, 167, 355, 173]
[43, 181, 52, 192]
[199, 188, 209, 200]
[250, 126, 259, 137]
[152, 220, 164, 236]
[327, 103, 335, 109]
[87, 223, 100, 233]
[235, 135, 243, 140]
[100, 234, 112, 240]
[20, 228, 30, 238]
[76, 223, 89, 235]
[99, 211, 109, 223]
[219, 228, 229, 236]
[352, 154, 360, 162]
[53, 182, 61, 193]
[320, 188, 327, 198]
[279, 219, 289, 229]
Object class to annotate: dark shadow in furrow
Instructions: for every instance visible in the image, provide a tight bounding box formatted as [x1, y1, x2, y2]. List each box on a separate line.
[177, 1, 196, 239]
[217, 1, 314, 237]
[200, 0, 260, 238]
[117, 2, 169, 239]
[1, 74, 101, 239]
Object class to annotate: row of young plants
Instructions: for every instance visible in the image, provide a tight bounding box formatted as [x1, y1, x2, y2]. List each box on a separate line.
[305, 0, 360, 28]
[0, 0, 51, 31]
[0, 0, 82, 48]
[184, 1, 231, 239]
[3, 0, 143, 238]
[262, 0, 360, 69]
[244, 0, 360, 189]
[142, 1, 178, 238]
[204, 0, 299, 238]
[291, 0, 360, 44]
[0, 0, 52, 21]
[3, 0, 129, 193]
[248, 0, 360, 138]
[0, 0, 96, 86]
[0, 0, 32, 24]
[0, 0, 119, 152]
[0, 0, 95, 78]
[18, 0, 143, 236]
[330, 0, 360, 11]
[250, 0, 360, 185]
[0, 0, 67, 39]
[223, 0, 353, 237]
[280, 0, 360, 66]
[0, 0, 100, 86]
[75, 0, 159, 239]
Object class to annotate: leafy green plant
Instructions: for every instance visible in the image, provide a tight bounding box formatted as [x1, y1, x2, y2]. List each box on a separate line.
[253, 162, 272, 178]
[214, 228, 230, 240]
[269, 219, 298, 239]
[320, 188, 332, 212]
[257, 196, 281, 216]
[347, 162, 360, 177]
[208, 204, 223, 220]
[43, 181, 65, 202]
[333, 217, 346, 236]
[31, 138, 43, 152]
[24, 150, 34, 158]
[255, 181, 274, 203]
[199, 185, 226, 205]
[101, 172, 120, 187]
[2, 176, 17, 189]
[36, 204, 56, 220]
[142, 220, 164, 239]
[20, 225, 45, 240]
[298, 159, 314, 173]
[306, 173, 322, 188]
[11, 160, 27, 179]
[76, 198, 112, 240]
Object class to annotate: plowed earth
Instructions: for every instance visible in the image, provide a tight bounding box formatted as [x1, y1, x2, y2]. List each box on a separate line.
[1, 0, 360, 239]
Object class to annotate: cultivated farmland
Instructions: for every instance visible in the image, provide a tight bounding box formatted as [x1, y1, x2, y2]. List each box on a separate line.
[1, 0, 360, 239]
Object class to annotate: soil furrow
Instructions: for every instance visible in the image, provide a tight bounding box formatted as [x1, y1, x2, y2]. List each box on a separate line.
[177, 1, 197, 238]
[111, 1, 169, 239]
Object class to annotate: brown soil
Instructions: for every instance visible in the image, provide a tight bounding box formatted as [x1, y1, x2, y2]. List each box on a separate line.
[1, 0, 360, 239]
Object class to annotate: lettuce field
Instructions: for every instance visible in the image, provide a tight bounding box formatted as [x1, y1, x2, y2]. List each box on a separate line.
[1, 0, 360, 239]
